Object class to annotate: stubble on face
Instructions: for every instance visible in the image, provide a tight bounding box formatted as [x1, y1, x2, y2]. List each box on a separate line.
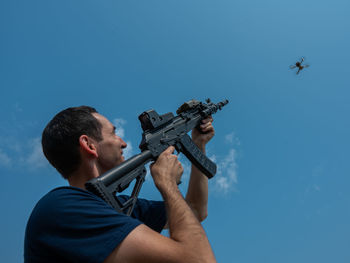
[92, 113, 126, 173]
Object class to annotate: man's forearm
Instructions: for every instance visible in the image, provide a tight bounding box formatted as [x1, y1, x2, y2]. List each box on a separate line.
[185, 144, 209, 221]
[160, 185, 216, 262]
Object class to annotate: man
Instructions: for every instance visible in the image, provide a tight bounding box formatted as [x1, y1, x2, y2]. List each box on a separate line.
[24, 106, 217, 263]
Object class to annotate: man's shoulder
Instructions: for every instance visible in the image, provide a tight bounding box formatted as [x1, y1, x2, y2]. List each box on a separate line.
[27, 186, 109, 224]
[47, 186, 101, 200]
[36, 186, 102, 208]
[48, 185, 97, 197]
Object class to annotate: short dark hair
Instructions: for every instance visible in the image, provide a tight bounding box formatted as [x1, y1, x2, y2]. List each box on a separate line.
[42, 106, 103, 179]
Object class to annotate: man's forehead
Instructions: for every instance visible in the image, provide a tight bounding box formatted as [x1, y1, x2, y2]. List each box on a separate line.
[92, 113, 113, 129]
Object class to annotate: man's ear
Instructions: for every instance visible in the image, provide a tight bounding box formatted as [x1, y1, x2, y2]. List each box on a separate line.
[79, 135, 98, 158]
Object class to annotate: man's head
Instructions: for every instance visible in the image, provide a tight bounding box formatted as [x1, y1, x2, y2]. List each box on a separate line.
[42, 106, 127, 179]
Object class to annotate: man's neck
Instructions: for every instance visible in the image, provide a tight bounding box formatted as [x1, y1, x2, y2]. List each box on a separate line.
[68, 177, 87, 189]
[68, 163, 100, 190]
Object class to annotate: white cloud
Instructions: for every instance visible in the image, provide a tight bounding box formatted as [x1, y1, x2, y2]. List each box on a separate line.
[209, 154, 217, 163]
[208, 131, 241, 193]
[214, 148, 238, 193]
[0, 136, 48, 170]
[112, 118, 135, 160]
[24, 138, 47, 168]
[123, 141, 134, 160]
[0, 148, 12, 167]
[113, 118, 127, 138]
[225, 133, 234, 143]
[216, 177, 230, 192]
[225, 132, 240, 146]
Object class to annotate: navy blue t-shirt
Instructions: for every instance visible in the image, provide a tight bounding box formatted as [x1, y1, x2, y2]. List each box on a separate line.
[24, 186, 166, 263]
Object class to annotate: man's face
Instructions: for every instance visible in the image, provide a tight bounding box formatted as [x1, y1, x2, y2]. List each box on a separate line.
[92, 113, 127, 173]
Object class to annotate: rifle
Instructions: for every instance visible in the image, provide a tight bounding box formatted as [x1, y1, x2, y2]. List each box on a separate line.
[85, 98, 229, 215]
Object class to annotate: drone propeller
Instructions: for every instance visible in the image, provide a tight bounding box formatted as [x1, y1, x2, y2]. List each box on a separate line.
[289, 65, 297, 69]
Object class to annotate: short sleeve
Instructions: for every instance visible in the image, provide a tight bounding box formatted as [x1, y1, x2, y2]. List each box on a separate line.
[25, 187, 143, 263]
[119, 195, 167, 232]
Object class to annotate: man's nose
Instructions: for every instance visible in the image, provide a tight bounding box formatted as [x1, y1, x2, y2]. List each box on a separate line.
[120, 138, 127, 148]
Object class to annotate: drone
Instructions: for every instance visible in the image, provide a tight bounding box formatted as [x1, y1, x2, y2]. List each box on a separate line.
[289, 57, 309, 74]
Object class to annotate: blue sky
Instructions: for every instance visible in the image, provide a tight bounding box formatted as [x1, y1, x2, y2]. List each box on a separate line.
[1, 0, 350, 262]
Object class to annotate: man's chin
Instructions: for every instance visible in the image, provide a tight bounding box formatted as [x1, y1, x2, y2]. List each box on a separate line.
[116, 156, 125, 165]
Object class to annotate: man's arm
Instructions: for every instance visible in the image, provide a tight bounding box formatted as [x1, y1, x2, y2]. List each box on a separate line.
[104, 146, 216, 263]
[185, 116, 214, 221]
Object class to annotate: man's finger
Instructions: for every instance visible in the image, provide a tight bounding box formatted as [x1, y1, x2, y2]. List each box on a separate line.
[200, 122, 212, 128]
[201, 116, 213, 124]
[166, 146, 175, 154]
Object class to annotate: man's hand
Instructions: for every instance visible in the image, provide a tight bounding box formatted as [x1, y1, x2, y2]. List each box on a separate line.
[150, 146, 183, 191]
[191, 116, 215, 148]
